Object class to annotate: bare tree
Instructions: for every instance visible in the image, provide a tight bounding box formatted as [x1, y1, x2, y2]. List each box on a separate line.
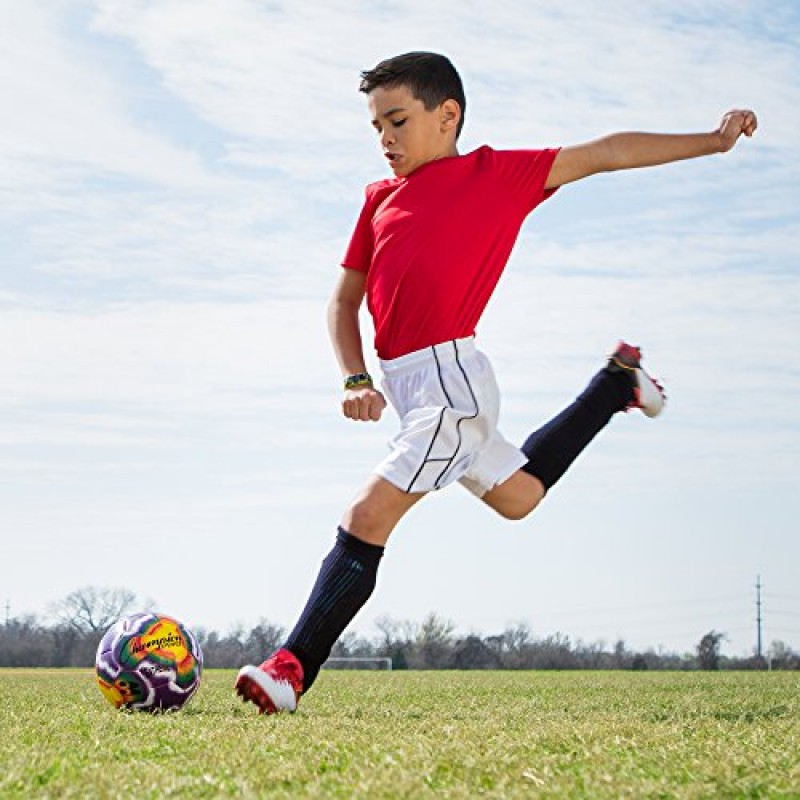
[52, 586, 142, 634]
[767, 640, 798, 670]
[374, 616, 416, 669]
[452, 635, 500, 669]
[413, 612, 455, 668]
[697, 630, 725, 670]
[416, 613, 455, 645]
[486, 623, 532, 668]
[244, 620, 285, 664]
[375, 616, 416, 647]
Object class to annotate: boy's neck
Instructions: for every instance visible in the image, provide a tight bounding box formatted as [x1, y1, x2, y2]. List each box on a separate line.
[429, 144, 459, 163]
[408, 144, 459, 176]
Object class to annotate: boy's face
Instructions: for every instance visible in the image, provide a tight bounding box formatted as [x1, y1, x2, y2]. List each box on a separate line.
[368, 84, 459, 177]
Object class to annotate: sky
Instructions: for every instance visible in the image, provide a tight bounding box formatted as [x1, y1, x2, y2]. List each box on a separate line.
[2, 0, 798, 660]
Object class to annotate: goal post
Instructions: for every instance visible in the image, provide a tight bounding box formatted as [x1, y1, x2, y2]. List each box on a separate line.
[322, 656, 393, 671]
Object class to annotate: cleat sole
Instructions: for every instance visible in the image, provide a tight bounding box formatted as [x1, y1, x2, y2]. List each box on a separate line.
[235, 673, 278, 714]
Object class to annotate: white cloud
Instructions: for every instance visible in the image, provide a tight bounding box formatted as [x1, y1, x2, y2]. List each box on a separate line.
[0, 300, 334, 407]
[0, 4, 214, 187]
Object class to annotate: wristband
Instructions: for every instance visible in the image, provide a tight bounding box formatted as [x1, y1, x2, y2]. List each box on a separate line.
[344, 372, 373, 390]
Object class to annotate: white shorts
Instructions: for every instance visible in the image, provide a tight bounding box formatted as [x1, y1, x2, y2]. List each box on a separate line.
[375, 337, 527, 497]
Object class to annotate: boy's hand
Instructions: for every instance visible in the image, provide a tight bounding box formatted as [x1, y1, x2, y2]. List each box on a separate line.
[717, 109, 758, 152]
[342, 386, 387, 422]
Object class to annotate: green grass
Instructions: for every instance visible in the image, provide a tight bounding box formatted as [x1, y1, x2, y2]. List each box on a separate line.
[0, 670, 797, 798]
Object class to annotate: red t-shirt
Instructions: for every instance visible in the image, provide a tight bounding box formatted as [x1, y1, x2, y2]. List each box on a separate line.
[342, 145, 560, 359]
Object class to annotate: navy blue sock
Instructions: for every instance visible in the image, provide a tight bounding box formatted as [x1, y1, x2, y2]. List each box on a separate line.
[520, 367, 633, 491]
[285, 527, 384, 692]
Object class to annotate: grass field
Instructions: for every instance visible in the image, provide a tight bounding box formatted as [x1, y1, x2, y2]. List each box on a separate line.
[0, 669, 797, 798]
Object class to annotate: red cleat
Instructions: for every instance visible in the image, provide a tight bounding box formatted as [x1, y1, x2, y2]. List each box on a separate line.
[235, 648, 304, 714]
[608, 341, 666, 418]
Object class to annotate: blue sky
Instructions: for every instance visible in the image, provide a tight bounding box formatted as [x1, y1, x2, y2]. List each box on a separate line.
[2, 1, 798, 658]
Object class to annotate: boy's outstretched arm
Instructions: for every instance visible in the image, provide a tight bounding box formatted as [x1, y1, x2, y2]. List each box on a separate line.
[327, 268, 387, 422]
[545, 109, 757, 190]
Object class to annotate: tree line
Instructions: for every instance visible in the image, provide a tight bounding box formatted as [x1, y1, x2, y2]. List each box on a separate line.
[1, 587, 796, 671]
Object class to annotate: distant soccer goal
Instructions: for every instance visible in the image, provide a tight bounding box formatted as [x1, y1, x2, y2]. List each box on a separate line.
[322, 657, 392, 671]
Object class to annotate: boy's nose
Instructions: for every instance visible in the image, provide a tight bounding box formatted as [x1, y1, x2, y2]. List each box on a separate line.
[381, 130, 395, 148]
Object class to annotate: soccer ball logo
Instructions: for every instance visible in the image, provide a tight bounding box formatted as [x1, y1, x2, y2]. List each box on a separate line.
[95, 612, 203, 711]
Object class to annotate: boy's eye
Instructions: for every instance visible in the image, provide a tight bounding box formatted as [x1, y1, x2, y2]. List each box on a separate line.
[392, 118, 407, 128]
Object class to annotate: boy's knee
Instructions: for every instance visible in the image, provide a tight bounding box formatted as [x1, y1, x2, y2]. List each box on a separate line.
[341, 475, 425, 546]
[495, 499, 538, 521]
[481, 471, 545, 521]
[346, 497, 385, 538]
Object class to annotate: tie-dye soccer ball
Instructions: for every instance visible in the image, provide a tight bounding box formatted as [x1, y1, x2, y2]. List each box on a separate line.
[95, 612, 203, 712]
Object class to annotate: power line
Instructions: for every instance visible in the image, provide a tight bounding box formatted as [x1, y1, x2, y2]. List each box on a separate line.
[546, 594, 746, 619]
[763, 592, 800, 602]
[763, 627, 800, 636]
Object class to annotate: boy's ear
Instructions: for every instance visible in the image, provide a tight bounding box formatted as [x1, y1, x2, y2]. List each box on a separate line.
[440, 99, 461, 133]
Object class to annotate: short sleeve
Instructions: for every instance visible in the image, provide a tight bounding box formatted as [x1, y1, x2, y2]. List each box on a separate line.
[488, 147, 561, 214]
[341, 188, 376, 273]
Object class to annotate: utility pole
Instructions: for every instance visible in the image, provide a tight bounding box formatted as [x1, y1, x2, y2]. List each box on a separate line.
[4, 599, 9, 627]
[755, 575, 763, 660]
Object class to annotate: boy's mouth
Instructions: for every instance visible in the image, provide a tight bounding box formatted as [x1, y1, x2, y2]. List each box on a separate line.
[384, 152, 408, 174]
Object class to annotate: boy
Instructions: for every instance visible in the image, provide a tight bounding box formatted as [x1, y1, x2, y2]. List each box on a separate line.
[235, 52, 757, 713]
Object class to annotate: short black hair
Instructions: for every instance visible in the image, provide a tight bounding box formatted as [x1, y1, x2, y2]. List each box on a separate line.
[359, 52, 466, 138]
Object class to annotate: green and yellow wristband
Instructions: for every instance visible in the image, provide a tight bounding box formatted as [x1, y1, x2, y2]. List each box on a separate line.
[344, 372, 373, 390]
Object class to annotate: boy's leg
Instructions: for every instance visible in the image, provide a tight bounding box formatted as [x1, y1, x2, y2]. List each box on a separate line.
[518, 363, 631, 490]
[482, 469, 546, 520]
[235, 476, 423, 713]
[284, 477, 423, 689]
[341, 474, 426, 546]
[482, 342, 664, 518]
